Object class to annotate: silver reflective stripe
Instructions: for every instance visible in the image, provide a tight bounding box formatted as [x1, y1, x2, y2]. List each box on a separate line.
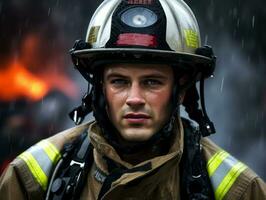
[18, 139, 61, 191]
[210, 155, 238, 190]
[28, 144, 53, 177]
[207, 150, 247, 200]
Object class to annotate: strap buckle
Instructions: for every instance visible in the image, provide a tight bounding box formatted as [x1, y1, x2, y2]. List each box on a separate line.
[70, 160, 85, 169]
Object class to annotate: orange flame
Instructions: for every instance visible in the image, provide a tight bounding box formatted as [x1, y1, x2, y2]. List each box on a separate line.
[0, 33, 79, 102]
[0, 61, 49, 101]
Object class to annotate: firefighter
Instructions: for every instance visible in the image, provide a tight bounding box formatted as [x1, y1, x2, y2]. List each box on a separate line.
[0, 0, 265, 199]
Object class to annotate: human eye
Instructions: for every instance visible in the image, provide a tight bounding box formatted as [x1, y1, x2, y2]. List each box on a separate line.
[110, 78, 129, 86]
[143, 79, 163, 87]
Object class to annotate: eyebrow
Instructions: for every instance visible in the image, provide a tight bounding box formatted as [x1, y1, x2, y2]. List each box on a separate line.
[105, 73, 129, 80]
[105, 72, 169, 80]
[141, 75, 168, 80]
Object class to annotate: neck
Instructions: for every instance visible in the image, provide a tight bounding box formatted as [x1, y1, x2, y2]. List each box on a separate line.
[120, 147, 164, 165]
[118, 133, 175, 165]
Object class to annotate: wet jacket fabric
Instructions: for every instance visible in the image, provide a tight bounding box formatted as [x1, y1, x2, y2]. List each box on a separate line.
[0, 119, 265, 200]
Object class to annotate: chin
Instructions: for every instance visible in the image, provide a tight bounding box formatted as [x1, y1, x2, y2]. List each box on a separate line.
[120, 128, 155, 142]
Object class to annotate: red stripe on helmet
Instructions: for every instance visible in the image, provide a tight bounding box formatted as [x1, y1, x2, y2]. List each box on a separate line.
[128, 0, 153, 5]
[116, 33, 158, 47]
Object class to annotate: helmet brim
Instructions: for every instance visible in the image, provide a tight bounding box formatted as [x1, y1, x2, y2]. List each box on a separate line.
[71, 48, 214, 77]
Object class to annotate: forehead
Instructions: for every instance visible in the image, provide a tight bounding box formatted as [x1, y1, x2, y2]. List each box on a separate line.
[103, 63, 173, 77]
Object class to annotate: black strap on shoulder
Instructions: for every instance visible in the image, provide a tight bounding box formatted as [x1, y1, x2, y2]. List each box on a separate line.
[45, 131, 93, 200]
[180, 118, 215, 200]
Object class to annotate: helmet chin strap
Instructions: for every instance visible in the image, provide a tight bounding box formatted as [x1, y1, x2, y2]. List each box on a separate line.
[199, 77, 216, 136]
[69, 84, 93, 125]
[182, 45, 216, 137]
[182, 80, 216, 137]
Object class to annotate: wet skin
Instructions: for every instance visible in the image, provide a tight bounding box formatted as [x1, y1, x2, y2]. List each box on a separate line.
[103, 63, 174, 142]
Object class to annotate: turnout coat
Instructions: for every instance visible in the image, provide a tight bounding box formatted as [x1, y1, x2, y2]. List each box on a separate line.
[0, 118, 265, 200]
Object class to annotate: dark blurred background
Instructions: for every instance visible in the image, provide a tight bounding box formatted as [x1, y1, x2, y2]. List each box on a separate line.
[0, 0, 265, 179]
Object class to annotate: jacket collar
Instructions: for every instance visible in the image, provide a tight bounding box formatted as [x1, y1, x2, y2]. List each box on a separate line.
[89, 116, 184, 172]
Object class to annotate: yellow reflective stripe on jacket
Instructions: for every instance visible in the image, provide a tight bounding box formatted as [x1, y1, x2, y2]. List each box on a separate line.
[207, 150, 247, 200]
[208, 151, 230, 176]
[215, 162, 246, 200]
[19, 152, 48, 190]
[18, 140, 61, 191]
[38, 140, 61, 164]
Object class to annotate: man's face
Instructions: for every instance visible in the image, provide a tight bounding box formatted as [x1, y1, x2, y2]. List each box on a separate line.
[103, 63, 174, 142]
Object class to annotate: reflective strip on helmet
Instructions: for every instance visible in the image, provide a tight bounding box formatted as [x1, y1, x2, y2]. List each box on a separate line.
[184, 29, 199, 48]
[207, 150, 247, 200]
[18, 140, 61, 191]
[128, 0, 154, 4]
[88, 26, 100, 44]
[116, 33, 158, 47]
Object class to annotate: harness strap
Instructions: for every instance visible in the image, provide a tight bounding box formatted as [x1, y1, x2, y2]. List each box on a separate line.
[180, 118, 215, 200]
[46, 119, 214, 200]
[45, 131, 93, 200]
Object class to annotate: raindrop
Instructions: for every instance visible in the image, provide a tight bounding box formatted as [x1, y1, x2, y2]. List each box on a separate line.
[41, 97, 44, 107]
[220, 77, 224, 93]
[252, 16, 255, 28]
[241, 39, 245, 49]
[48, 8, 51, 16]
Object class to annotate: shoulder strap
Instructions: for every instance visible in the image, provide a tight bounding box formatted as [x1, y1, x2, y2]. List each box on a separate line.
[45, 131, 93, 200]
[180, 118, 215, 200]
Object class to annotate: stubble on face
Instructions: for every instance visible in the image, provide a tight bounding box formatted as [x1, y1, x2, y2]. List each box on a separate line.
[103, 63, 174, 142]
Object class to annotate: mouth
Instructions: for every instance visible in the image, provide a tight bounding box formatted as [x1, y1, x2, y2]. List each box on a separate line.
[123, 113, 151, 124]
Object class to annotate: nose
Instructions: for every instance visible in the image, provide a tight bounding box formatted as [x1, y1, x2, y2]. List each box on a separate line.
[126, 82, 145, 107]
